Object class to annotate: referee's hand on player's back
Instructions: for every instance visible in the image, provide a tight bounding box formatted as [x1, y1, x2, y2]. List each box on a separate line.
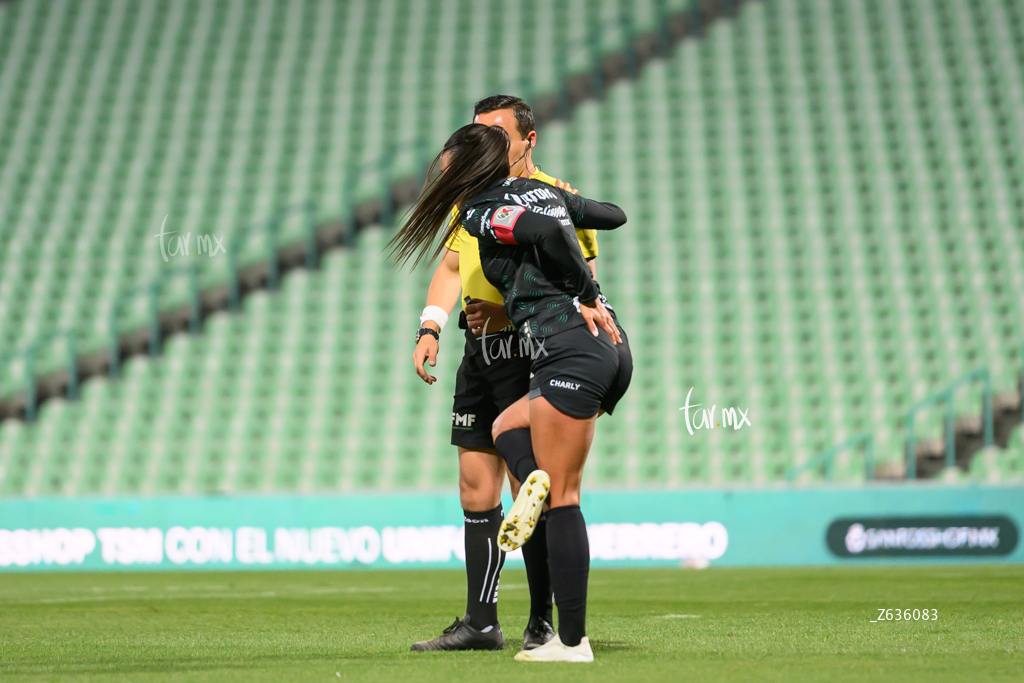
[465, 298, 510, 335]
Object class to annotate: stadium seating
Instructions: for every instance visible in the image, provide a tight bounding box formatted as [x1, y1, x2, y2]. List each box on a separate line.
[0, 232, 459, 496]
[0, 0, 692, 388]
[543, 0, 1024, 484]
[0, 0, 1022, 495]
[971, 425, 1024, 483]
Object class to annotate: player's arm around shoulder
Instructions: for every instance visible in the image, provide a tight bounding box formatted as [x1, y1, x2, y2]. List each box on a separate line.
[545, 175, 600, 278]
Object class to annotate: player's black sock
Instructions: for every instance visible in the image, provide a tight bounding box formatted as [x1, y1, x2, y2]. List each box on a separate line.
[521, 512, 553, 623]
[494, 428, 538, 483]
[463, 504, 505, 628]
[546, 505, 589, 647]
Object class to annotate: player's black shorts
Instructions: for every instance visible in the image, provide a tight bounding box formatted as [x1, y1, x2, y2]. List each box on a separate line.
[450, 313, 532, 449]
[528, 323, 632, 419]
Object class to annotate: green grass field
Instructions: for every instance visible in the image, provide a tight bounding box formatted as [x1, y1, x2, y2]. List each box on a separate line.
[1, 565, 1021, 682]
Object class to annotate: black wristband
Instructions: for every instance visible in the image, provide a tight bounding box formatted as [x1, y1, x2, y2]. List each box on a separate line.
[415, 327, 440, 343]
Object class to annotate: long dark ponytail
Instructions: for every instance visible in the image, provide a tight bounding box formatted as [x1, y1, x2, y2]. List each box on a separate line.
[387, 123, 511, 267]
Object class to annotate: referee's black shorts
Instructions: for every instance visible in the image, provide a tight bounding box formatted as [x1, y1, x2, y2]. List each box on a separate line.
[450, 313, 531, 450]
[528, 323, 632, 419]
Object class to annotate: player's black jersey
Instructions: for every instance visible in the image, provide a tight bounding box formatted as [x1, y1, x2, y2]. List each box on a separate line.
[460, 176, 626, 339]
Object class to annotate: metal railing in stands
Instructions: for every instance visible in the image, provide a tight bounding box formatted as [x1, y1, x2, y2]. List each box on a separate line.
[903, 368, 994, 480]
[786, 432, 874, 483]
[109, 263, 201, 378]
[226, 201, 319, 310]
[0, 331, 79, 423]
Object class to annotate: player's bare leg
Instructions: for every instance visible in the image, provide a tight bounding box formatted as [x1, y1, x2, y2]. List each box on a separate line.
[514, 396, 596, 663]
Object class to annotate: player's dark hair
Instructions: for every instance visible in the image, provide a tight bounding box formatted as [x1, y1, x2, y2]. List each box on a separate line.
[474, 94, 534, 139]
[387, 123, 510, 267]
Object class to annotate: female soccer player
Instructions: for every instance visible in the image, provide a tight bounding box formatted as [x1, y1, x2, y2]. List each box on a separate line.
[390, 123, 632, 663]
[409, 96, 595, 653]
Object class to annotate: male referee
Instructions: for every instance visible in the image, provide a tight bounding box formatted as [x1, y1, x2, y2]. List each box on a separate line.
[410, 95, 598, 652]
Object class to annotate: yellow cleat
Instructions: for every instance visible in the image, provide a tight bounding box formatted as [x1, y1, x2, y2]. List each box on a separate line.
[496, 469, 551, 553]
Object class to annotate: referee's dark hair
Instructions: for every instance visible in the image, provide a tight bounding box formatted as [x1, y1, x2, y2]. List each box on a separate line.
[474, 95, 534, 139]
[388, 123, 510, 267]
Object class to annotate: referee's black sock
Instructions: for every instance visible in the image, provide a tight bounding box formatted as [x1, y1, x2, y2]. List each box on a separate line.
[494, 428, 538, 483]
[521, 512, 553, 624]
[546, 505, 589, 647]
[463, 505, 505, 628]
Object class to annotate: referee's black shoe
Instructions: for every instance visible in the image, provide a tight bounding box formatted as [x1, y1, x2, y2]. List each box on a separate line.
[410, 615, 505, 651]
[522, 615, 556, 650]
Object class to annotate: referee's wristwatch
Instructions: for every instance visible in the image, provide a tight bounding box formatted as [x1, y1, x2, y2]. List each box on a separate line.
[415, 327, 440, 343]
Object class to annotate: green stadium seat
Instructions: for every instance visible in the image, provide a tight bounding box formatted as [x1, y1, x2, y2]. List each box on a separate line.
[0, 0, 1022, 494]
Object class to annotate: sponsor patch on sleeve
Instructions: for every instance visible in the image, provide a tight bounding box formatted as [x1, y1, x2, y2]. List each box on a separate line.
[490, 205, 525, 244]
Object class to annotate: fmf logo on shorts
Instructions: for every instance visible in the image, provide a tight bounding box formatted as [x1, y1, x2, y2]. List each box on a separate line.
[452, 413, 476, 428]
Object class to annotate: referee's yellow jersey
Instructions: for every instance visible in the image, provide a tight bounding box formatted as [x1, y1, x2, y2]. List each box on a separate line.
[445, 169, 598, 310]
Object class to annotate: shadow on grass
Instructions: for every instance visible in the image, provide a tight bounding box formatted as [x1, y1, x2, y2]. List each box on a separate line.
[1, 646, 522, 677]
[0, 652, 341, 677]
[590, 640, 641, 653]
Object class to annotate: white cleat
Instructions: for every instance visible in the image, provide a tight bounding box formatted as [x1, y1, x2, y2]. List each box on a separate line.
[514, 634, 593, 663]
[497, 469, 550, 552]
